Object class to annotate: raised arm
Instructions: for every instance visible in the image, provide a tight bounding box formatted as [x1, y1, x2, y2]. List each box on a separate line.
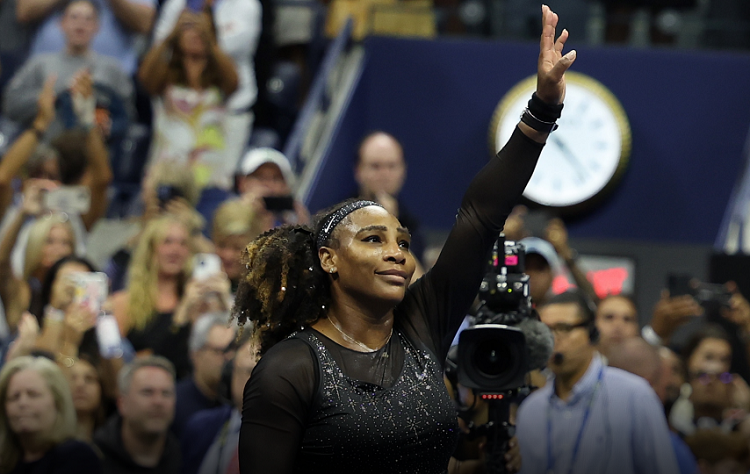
[406, 5, 576, 357]
[105, 0, 155, 34]
[0, 76, 56, 222]
[138, 38, 173, 96]
[16, 0, 62, 23]
[0, 181, 56, 330]
[209, 41, 239, 97]
[73, 71, 113, 231]
[194, 11, 237, 96]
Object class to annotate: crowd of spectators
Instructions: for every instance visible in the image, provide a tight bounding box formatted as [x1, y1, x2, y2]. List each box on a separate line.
[447, 209, 750, 474]
[0, 1, 749, 473]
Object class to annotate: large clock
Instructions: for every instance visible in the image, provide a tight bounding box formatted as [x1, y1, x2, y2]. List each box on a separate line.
[490, 72, 631, 214]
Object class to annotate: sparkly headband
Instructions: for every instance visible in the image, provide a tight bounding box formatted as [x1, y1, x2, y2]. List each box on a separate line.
[316, 200, 382, 249]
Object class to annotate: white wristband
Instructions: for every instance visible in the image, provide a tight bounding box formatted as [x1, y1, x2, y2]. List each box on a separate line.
[44, 306, 65, 322]
[641, 325, 663, 347]
[72, 93, 96, 127]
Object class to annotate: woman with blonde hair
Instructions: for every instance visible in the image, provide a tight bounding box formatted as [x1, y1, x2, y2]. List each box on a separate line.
[110, 215, 230, 378]
[0, 356, 101, 473]
[211, 198, 261, 293]
[0, 181, 76, 334]
[106, 160, 211, 293]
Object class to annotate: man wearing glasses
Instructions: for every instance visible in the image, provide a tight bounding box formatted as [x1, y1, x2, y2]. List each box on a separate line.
[515, 291, 679, 474]
[172, 312, 236, 437]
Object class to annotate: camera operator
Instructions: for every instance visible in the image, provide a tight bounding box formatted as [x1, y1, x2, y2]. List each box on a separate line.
[515, 290, 678, 474]
[450, 237, 554, 474]
[444, 346, 522, 474]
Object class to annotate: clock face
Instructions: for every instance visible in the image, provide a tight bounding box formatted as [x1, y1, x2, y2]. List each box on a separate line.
[490, 72, 631, 211]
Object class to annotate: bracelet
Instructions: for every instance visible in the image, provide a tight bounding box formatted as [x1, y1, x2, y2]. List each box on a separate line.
[29, 125, 45, 141]
[56, 353, 77, 368]
[528, 92, 564, 122]
[520, 93, 564, 133]
[44, 306, 65, 322]
[521, 109, 558, 133]
[641, 325, 663, 347]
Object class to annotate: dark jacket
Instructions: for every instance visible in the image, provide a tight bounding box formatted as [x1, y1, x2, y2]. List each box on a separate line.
[8, 439, 101, 474]
[94, 415, 181, 474]
[180, 405, 233, 474]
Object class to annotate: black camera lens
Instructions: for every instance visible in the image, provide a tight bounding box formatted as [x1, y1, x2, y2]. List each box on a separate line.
[473, 338, 512, 378]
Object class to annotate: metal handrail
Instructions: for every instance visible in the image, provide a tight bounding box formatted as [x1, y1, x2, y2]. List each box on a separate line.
[283, 17, 354, 171]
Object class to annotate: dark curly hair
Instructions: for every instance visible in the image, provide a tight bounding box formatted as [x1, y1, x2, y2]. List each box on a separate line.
[233, 199, 364, 354]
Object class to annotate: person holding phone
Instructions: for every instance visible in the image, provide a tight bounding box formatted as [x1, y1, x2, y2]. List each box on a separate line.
[0, 181, 77, 338]
[236, 147, 310, 234]
[235, 6, 575, 472]
[109, 216, 231, 379]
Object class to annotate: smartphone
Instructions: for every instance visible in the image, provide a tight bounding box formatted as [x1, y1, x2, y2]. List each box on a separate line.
[68, 272, 108, 315]
[185, 0, 204, 11]
[263, 195, 295, 212]
[525, 210, 552, 238]
[157, 185, 184, 208]
[43, 186, 91, 214]
[667, 273, 694, 298]
[96, 313, 123, 359]
[193, 253, 222, 281]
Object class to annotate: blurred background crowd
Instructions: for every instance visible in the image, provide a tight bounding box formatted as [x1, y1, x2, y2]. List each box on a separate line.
[1, 0, 750, 472]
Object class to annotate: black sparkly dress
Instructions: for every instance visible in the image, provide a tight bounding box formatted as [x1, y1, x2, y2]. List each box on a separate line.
[239, 127, 544, 473]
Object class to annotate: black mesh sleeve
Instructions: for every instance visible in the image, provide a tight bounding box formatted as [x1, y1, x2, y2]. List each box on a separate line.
[397, 127, 544, 363]
[239, 338, 318, 473]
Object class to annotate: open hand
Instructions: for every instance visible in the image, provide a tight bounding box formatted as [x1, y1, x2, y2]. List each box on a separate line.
[504, 436, 522, 473]
[35, 75, 57, 130]
[17, 312, 40, 347]
[536, 5, 576, 105]
[21, 179, 58, 216]
[721, 281, 750, 333]
[650, 289, 702, 342]
[63, 303, 97, 348]
[69, 68, 93, 98]
[504, 205, 530, 241]
[545, 218, 573, 260]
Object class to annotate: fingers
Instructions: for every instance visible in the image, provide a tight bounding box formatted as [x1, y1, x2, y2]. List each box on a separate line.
[43, 74, 57, 92]
[554, 29, 569, 54]
[548, 50, 577, 82]
[539, 5, 558, 53]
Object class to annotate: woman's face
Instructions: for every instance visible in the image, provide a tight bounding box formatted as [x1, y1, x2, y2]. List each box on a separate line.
[68, 359, 101, 414]
[322, 206, 416, 307]
[155, 223, 191, 277]
[595, 295, 639, 348]
[179, 28, 207, 63]
[214, 233, 250, 281]
[41, 224, 74, 270]
[688, 337, 732, 375]
[5, 369, 57, 437]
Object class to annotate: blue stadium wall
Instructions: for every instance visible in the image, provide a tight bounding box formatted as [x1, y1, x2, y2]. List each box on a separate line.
[308, 35, 750, 245]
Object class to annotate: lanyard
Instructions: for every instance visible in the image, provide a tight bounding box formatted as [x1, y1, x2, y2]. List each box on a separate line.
[545, 365, 604, 474]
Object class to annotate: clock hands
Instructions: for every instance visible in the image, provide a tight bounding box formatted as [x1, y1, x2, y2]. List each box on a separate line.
[549, 135, 588, 182]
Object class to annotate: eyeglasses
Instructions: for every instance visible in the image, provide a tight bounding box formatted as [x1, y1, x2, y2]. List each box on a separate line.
[202, 344, 230, 357]
[546, 321, 589, 336]
[691, 371, 733, 385]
